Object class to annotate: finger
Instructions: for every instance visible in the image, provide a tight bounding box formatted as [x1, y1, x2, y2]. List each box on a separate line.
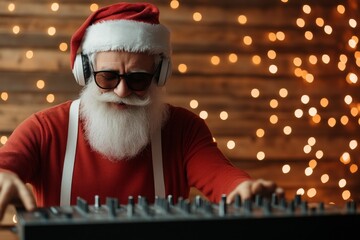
[14, 180, 36, 211]
[0, 181, 15, 220]
[251, 179, 276, 196]
[226, 181, 252, 203]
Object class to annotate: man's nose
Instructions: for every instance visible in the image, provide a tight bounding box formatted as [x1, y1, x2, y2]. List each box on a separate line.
[113, 78, 132, 97]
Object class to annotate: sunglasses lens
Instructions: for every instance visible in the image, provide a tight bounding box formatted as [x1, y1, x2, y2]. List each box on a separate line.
[126, 73, 153, 91]
[95, 72, 119, 89]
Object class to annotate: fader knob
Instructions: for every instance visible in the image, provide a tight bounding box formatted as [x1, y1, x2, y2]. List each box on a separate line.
[218, 194, 227, 216]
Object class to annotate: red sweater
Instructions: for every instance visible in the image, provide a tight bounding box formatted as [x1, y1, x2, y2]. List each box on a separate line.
[0, 100, 250, 206]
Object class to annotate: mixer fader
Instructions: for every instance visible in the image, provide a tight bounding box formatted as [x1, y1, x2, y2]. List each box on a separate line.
[16, 194, 360, 239]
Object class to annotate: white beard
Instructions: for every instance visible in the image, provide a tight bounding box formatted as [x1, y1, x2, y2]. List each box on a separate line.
[79, 80, 168, 161]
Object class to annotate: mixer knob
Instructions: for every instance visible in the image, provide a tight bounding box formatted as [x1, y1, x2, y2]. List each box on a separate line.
[234, 194, 241, 208]
[218, 194, 227, 216]
[94, 195, 101, 209]
[243, 199, 253, 213]
[346, 200, 357, 214]
[76, 197, 89, 213]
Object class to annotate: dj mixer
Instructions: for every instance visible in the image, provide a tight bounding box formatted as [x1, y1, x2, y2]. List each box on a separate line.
[15, 194, 360, 239]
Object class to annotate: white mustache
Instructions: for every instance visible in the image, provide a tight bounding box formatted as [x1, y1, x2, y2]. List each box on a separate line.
[96, 92, 151, 107]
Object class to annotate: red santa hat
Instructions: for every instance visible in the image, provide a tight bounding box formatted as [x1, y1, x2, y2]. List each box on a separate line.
[70, 2, 171, 70]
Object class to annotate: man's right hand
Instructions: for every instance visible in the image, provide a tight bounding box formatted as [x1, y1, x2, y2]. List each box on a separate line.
[0, 172, 36, 220]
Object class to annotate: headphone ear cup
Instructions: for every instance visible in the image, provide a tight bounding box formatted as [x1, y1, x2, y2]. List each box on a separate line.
[157, 57, 172, 86]
[72, 53, 91, 86]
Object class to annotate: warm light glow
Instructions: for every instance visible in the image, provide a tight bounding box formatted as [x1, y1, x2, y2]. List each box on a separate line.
[301, 95, 310, 104]
[256, 151, 265, 161]
[322, 54, 330, 64]
[309, 55, 318, 64]
[256, 128, 265, 138]
[90, 3, 99, 12]
[316, 18, 324, 27]
[282, 164, 290, 174]
[12, 25, 20, 34]
[269, 99, 278, 108]
[279, 88, 288, 98]
[219, 111, 228, 120]
[340, 115, 349, 125]
[36, 80, 45, 89]
[321, 174, 329, 183]
[320, 98, 329, 107]
[252, 55, 261, 65]
[349, 140, 358, 150]
[59, 42, 68, 52]
[51, 2, 59, 11]
[26, 50, 34, 59]
[251, 88, 260, 98]
[269, 115, 278, 124]
[308, 107, 317, 116]
[338, 179, 347, 188]
[228, 53, 238, 63]
[349, 19, 357, 28]
[1, 92, 9, 101]
[312, 114, 321, 124]
[294, 109, 304, 118]
[193, 12, 202, 22]
[303, 145, 311, 154]
[340, 152, 351, 164]
[199, 111, 208, 119]
[296, 188, 305, 195]
[46, 94, 55, 103]
[337, 5, 345, 14]
[227, 140, 235, 150]
[276, 31, 285, 41]
[267, 50, 276, 59]
[237, 15, 247, 24]
[283, 126, 292, 135]
[302, 4, 311, 14]
[178, 64, 187, 73]
[8, 3, 15, 12]
[210, 56, 220, 65]
[268, 32, 277, 42]
[296, 18, 305, 28]
[307, 188, 316, 198]
[189, 99, 198, 109]
[305, 167, 313, 176]
[304, 31, 313, 40]
[344, 95, 353, 105]
[269, 64, 278, 74]
[309, 159, 317, 169]
[47, 27, 56, 36]
[347, 72, 358, 84]
[170, 0, 179, 9]
[350, 164, 358, 173]
[0, 136, 8, 145]
[293, 57, 302, 66]
[328, 117, 336, 127]
[243, 36, 252, 45]
[342, 190, 351, 200]
[324, 25, 333, 35]
[315, 150, 324, 159]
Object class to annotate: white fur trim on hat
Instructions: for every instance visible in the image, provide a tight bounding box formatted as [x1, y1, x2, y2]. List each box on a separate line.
[81, 19, 171, 57]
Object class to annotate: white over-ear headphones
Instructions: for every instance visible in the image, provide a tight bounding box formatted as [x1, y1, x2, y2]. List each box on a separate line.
[72, 53, 172, 87]
[157, 56, 172, 86]
[72, 53, 91, 86]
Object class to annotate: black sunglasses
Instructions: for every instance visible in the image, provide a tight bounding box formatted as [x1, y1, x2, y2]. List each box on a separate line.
[92, 63, 160, 91]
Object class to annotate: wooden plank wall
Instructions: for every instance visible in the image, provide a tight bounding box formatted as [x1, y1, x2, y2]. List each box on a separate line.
[0, 0, 359, 205]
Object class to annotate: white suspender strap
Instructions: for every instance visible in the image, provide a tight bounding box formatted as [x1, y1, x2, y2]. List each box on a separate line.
[151, 127, 165, 198]
[60, 99, 80, 206]
[60, 98, 165, 204]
